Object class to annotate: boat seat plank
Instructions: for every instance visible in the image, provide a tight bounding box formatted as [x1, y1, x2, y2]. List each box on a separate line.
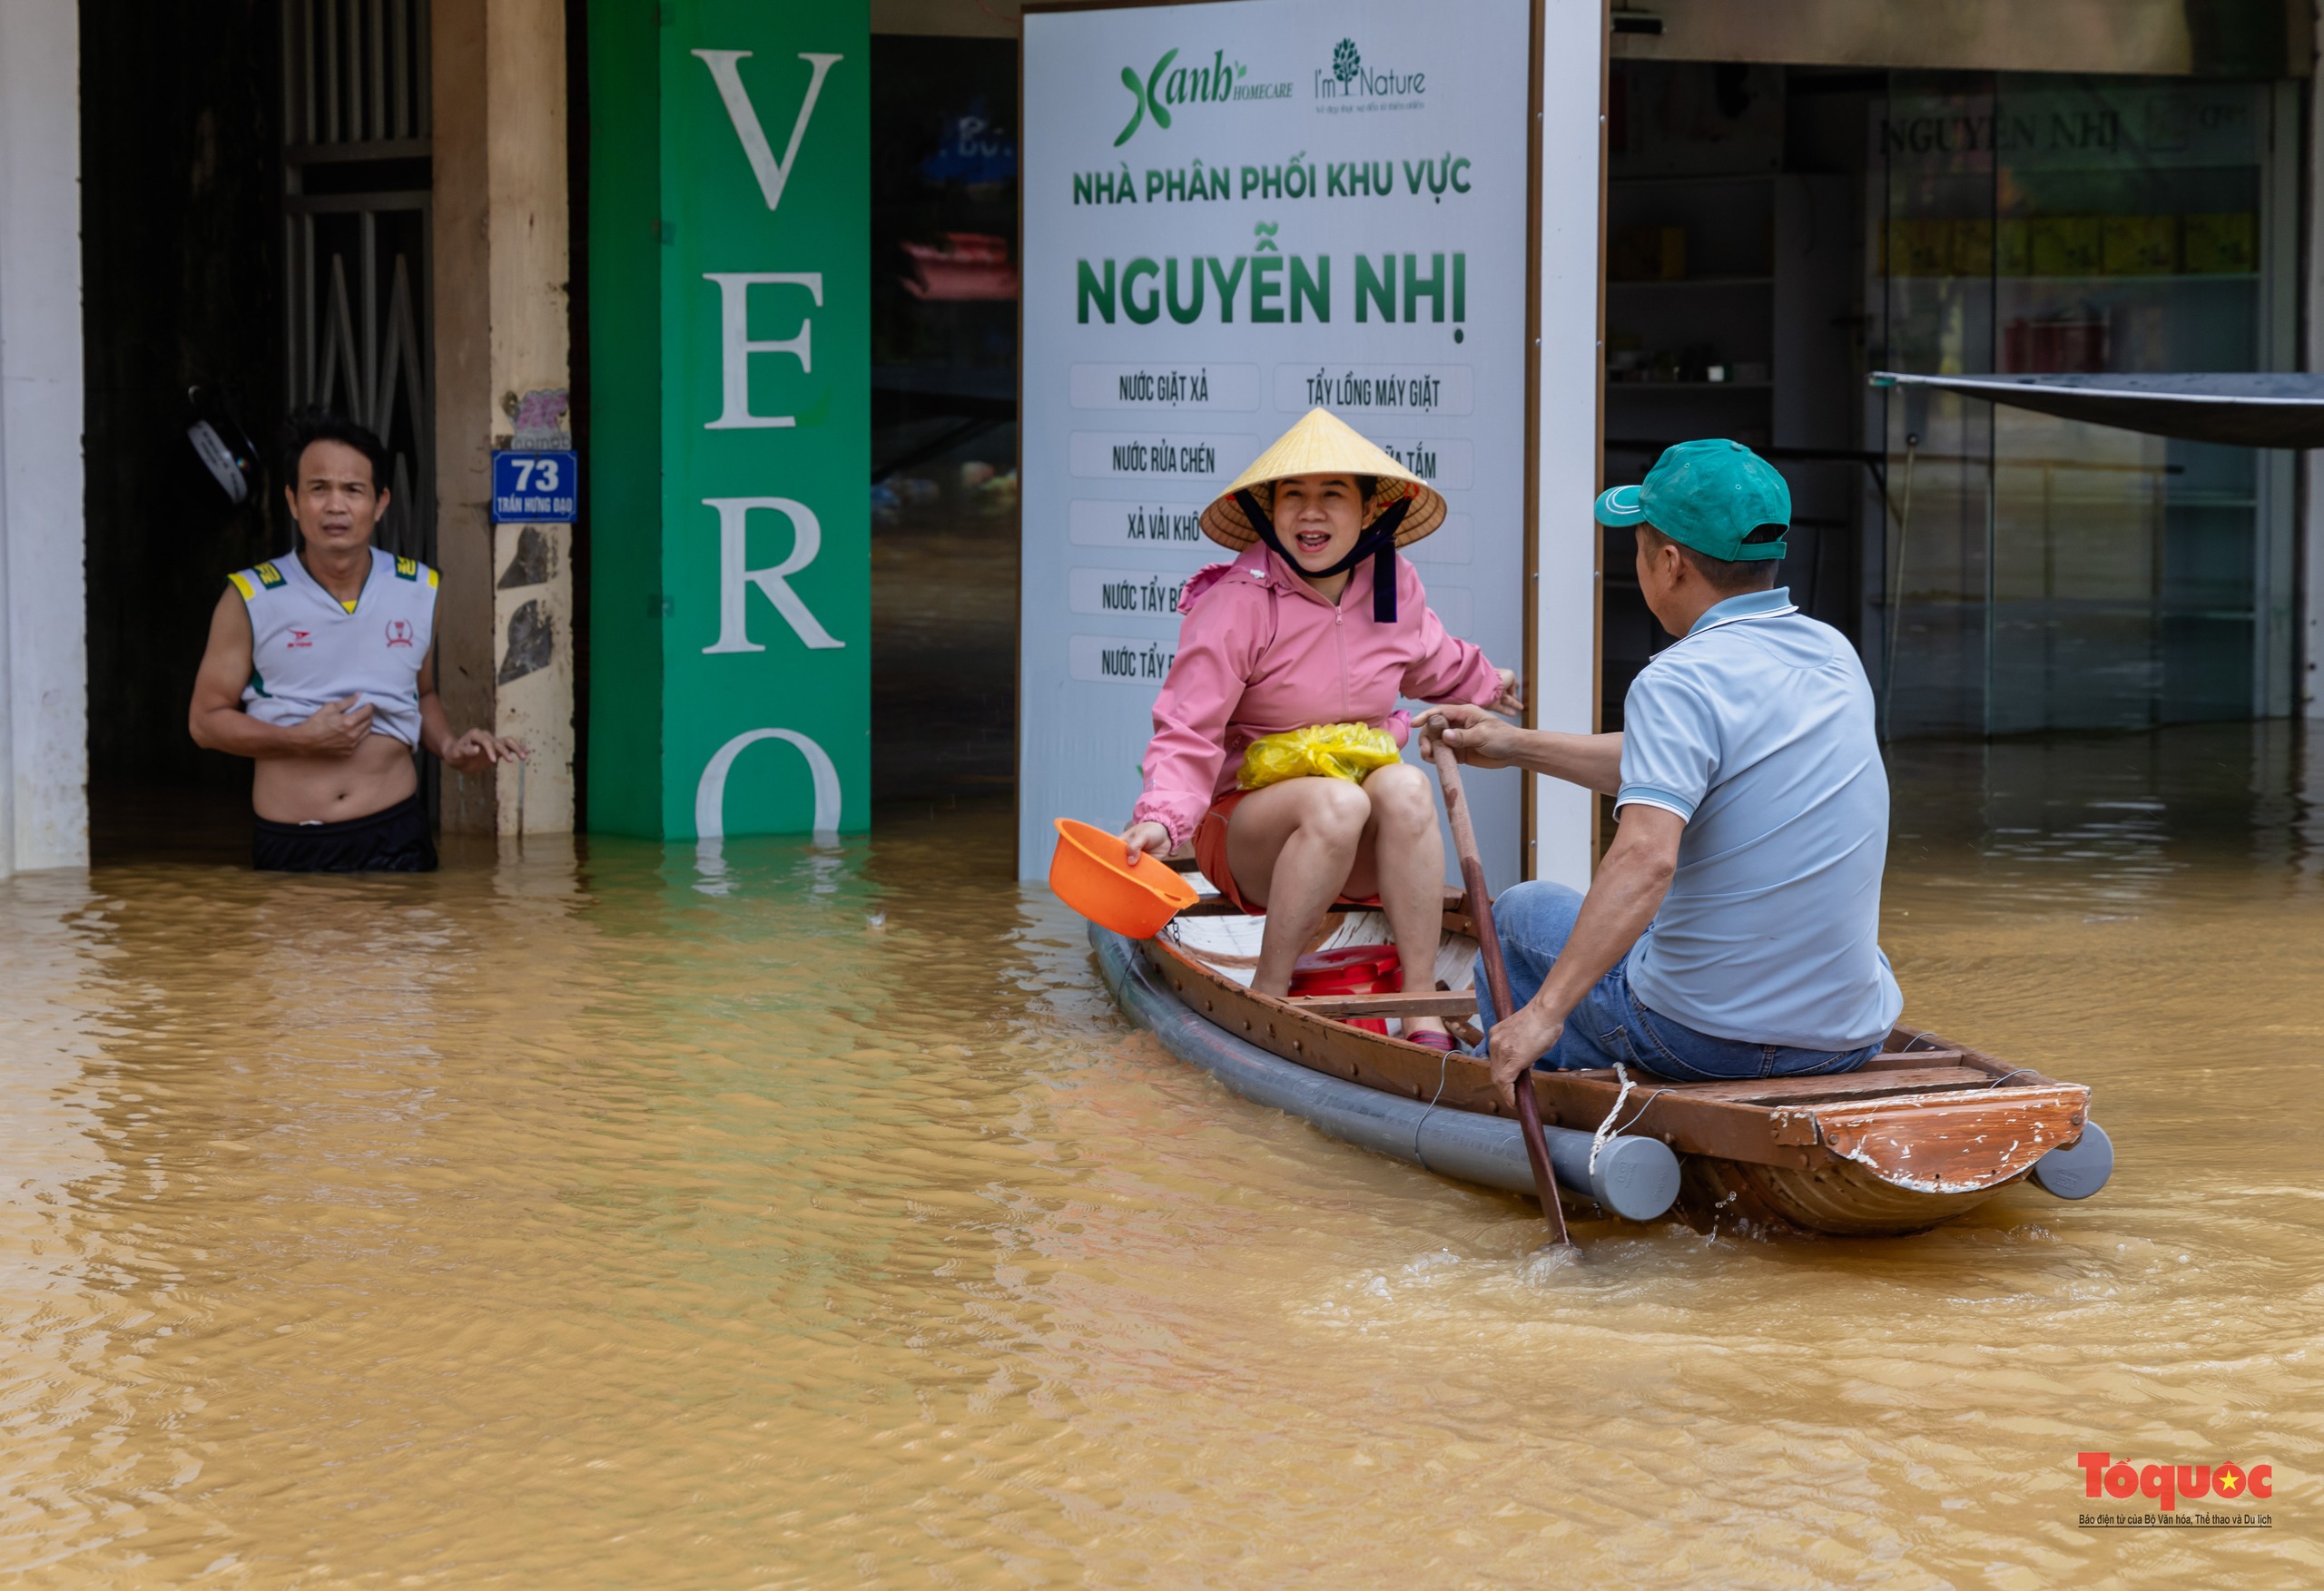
[1289, 990, 1480, 1018]
[1565, 1066, 2028, 1107]
[1177, 896, 1378, 918]
[1876, 1030, 2027, 1081]
[1542, 1068, 2054, 1105]
[1812, 1085, 2089, 1123]
[1177, 888, 1469, 920]
[1861, 1049, 1966, 1070]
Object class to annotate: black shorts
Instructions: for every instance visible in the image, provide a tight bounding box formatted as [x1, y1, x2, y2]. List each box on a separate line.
[252, 791, 438, 873]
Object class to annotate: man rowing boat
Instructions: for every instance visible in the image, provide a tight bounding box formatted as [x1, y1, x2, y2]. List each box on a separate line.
[1423, 438, 1902, 1100]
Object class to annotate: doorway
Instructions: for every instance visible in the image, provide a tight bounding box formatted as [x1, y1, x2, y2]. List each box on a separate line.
[81, 0, 438, 861]
[81, 1, 287, 859]
[869, 33, 1021, 814]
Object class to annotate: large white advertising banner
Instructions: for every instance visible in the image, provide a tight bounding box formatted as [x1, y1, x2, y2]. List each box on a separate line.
[1019, 0, 1537, 885]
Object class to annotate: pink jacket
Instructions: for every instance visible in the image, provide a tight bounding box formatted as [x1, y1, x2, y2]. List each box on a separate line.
[1130, 543, 1504, 849]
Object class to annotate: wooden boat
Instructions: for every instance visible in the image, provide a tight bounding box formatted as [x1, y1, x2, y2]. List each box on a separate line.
[1098, 889, 2111, 1237]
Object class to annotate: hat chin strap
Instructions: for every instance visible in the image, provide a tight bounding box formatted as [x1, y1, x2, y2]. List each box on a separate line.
[1235, 489, 1411, 622]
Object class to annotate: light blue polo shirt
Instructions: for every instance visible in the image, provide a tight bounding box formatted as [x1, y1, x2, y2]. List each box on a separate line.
[1616, 587, 1904, 1050]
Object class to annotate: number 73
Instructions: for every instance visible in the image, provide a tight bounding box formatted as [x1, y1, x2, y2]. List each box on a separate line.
[513, 457, 563, 491]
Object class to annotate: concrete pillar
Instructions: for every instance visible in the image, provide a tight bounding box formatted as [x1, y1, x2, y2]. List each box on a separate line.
[2307, 6, 2324, 717]
[431, 0, 576, 834]
[1531, 0, 1608, 889]
[0, 0, 88, 877]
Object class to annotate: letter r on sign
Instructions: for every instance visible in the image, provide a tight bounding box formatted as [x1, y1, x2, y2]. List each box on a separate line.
[703, 496, 845, 653]
[704, 273, 822, 429]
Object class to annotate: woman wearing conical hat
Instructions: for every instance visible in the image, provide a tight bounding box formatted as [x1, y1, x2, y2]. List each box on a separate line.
[1117, 408, 1521, 1049]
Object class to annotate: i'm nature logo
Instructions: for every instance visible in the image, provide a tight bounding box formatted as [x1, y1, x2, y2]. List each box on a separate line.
[1312, 35, 1426, 103]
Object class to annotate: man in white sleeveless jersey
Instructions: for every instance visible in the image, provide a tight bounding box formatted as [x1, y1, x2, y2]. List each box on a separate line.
[190, 409, 526, 871]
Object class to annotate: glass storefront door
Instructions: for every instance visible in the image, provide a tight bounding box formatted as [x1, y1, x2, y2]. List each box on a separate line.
[1874, 74, 2297, 737]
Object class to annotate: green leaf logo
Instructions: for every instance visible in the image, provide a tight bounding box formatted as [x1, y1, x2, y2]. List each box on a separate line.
[1115, 47, 1179, 145]
[1333, 38, 1360, 84]
[1115, 64, 1145, 144]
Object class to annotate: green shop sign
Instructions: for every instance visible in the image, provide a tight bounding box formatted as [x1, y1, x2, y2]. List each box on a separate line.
[588, 0, 869, 840]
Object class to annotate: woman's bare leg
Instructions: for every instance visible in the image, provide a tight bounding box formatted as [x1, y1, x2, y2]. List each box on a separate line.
[1222, 776, 1372, 996]
[1338, 762, 1448, 1036]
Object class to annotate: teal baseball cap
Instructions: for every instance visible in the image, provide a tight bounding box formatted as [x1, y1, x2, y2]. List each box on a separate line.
[1593, 438, 1790, 561]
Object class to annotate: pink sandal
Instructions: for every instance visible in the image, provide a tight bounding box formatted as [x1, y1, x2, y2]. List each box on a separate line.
[1405, 1029, 1456, 1052]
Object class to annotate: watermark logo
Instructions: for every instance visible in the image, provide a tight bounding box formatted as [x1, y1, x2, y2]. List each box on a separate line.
[2076, 1451, 2275, 1527]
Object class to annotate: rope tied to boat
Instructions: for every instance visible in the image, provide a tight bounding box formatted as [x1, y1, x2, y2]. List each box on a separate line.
[1409, 1040, 1456, 1172]
[1589, 1062, 1636, 1176]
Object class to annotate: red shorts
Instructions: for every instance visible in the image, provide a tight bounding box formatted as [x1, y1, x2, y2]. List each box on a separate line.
[1191, 788, 1382, 918]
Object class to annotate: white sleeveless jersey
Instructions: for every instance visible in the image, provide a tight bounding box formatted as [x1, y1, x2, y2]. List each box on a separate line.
[231, 547, 438, 748]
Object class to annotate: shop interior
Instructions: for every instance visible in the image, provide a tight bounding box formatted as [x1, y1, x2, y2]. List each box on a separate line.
[868, 34, 1022, 814]
[1872, 71, 2296, 736]
[1600, 61, 1874, 728]
[1600, 59, 2294, 739]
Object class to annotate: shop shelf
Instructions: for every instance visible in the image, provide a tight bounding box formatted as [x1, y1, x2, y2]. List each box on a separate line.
[1999, 273, 2259, 286]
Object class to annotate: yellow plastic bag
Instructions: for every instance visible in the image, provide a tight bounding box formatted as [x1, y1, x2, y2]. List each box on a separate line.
[1236, 722, 1403, 790]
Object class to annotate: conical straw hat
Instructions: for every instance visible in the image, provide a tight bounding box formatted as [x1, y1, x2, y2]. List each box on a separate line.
[1199, 408, 1446, 551]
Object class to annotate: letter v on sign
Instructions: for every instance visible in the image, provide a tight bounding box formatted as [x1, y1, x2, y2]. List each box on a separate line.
[692, 49, 842, 212]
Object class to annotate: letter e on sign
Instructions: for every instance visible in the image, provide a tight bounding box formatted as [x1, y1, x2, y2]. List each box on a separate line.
[704, 273, 823, 429]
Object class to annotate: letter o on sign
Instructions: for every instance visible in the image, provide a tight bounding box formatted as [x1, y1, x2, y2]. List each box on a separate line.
[2105, 1463, 2138, 1498]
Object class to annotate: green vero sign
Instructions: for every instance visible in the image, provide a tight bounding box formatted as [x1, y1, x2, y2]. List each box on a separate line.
[588, 0, 869, 841]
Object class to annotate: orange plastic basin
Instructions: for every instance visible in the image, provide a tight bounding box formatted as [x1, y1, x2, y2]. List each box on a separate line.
[1049, 818, 1201, 938]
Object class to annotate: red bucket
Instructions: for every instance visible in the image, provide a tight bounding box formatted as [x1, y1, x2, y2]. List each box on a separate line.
[1291, 945, 1403, 1033]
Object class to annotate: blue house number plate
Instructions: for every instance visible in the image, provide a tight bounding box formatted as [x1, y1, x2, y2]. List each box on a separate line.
[490, 451, 578, 524]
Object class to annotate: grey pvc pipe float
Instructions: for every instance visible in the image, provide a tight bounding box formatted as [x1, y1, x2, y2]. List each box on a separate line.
[2032, 1119, 2113, 1199]
[1091, 926, 1681, 1223]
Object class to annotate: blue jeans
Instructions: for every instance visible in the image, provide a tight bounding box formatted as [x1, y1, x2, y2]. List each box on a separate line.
[1475, 882, 1877, 1081]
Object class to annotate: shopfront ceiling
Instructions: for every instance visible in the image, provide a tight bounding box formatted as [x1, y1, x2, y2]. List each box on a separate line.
[1613, 0, 2307, 79]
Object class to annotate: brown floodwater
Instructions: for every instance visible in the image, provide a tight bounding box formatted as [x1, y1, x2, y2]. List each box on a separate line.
[5, 724, 2321, 1586]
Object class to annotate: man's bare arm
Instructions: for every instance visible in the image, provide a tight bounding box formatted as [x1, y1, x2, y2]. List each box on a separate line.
[188, 589, 374, 758]
[416, 647, 528, 772]
[1417, 704, 1624, 795]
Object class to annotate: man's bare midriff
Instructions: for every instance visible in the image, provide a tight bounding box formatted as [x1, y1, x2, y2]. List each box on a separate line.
[252, 732, 419, 824]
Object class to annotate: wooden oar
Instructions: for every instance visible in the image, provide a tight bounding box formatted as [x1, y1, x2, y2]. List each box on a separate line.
[1428, 740, 1575, 1248]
